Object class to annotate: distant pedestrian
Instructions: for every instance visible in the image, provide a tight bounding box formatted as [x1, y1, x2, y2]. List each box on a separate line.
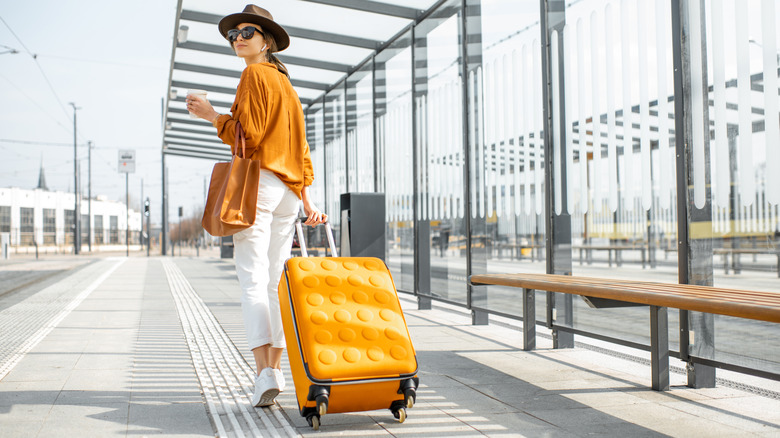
[186, 4, 326, 407]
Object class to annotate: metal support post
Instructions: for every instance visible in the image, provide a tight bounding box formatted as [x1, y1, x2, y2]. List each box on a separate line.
[145, 197, 151, 257]
[672, 0, 716, 388]
[88, 141, 92, 252]
[650, 305, 670, 390]
[161, 154, 168, 256]
[523, 288, 536, 351]
[70, 103, 80, 255]
[540, 0, 573, 348]
[126, 173, 129, 257]
[463, 0, 488, 325]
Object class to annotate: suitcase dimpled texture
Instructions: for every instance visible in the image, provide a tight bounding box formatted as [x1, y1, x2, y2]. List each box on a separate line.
[279, 229, 418, 430]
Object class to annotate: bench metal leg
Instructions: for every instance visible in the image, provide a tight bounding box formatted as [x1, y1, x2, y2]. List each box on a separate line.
[523, 288, 536, 351]
[417, 295, 432, 310]
[472, 308, 489, 325]
[650, 305, 669, 391]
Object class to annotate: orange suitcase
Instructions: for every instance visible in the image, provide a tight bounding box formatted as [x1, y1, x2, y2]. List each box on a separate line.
[279, 220, 419, 430]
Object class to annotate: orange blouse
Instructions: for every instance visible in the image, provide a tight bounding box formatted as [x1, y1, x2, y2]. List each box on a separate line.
[214, 62, 314, 199]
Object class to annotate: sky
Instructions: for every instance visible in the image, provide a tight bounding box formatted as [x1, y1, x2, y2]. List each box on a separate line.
[0, 0, 207, 226]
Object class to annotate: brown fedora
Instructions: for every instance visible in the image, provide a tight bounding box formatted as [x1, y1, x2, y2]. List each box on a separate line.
[218, 4, 290, 51]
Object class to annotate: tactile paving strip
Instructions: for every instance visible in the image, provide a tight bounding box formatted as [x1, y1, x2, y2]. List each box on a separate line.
[0, 258, 125, 381]
[162, 259, 298, 438]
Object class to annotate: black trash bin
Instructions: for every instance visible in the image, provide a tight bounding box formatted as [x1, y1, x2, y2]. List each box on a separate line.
[220, 235, 234, 259]
[340, 192, 385, 261]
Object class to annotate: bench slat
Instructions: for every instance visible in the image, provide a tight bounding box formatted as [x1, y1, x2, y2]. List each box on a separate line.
[470, 273, 780, 323]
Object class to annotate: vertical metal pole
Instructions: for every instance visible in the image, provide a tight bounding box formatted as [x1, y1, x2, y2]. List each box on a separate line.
[463, 0, 488, 325]
[146, 197, 151, 257]
[88, 141, 92, 252]
[140, 178, 144, 251]
[411, 25, 431, 311]
[540, 0, 574, 348]
[343, 81, 350, 192]
[162, 152, 167, 256]
[126, 173, 129, 257]
[71, 104, 79, 255]
[371, 56, 379, 193]
[671, 0, 716, 388]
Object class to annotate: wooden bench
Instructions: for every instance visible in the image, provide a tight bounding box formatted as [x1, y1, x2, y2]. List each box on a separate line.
[713, 248, 780, 277]
[495, 242, 545, 261]
[469, 273, 780, 390]
[574, 244, 651, 268]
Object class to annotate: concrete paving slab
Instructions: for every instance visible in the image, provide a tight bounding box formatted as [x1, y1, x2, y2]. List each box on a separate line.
[127, 401, 215, 436]
[37, 402, 129, 436]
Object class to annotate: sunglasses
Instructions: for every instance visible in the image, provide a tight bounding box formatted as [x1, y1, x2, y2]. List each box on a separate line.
[227, 26, 265, 43]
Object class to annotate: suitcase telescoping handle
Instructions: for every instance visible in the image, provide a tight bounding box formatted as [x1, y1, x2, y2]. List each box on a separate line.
[294, 216, 338, 257]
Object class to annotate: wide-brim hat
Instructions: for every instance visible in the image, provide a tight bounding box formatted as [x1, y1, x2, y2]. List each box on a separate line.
[218, 4, 290, 51]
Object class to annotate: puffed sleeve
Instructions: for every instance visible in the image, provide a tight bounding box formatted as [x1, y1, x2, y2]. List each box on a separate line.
[214, 65, 269, 156]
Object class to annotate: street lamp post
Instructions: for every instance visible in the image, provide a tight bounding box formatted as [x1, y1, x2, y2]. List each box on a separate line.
[88, 141, 92, 252]
[69, 102, 80, 255]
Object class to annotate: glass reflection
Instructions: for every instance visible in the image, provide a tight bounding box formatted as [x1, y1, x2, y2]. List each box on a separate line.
[415, 0, 467, 304]
[376, 32, 414, 292]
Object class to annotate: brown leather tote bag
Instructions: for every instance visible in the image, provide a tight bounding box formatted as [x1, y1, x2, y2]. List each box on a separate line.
[202, 122, 260, 236]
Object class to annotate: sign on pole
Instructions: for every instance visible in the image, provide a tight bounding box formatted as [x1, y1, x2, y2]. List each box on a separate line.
[118, 150, 136, 173]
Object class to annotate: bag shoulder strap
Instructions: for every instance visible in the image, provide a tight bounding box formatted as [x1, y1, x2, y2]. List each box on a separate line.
[235, 122, 247, 158]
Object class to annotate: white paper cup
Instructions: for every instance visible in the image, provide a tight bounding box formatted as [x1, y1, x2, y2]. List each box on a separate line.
[187, 89, 207, 118]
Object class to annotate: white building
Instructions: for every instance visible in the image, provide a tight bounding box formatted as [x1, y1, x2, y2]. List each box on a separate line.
[0, 182, 142, 253]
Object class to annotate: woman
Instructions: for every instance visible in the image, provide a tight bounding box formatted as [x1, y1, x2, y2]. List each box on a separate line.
[187, 4, 326, 407]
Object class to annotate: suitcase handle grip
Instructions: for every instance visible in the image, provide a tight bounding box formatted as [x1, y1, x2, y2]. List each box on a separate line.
[295, 217, 338, 258]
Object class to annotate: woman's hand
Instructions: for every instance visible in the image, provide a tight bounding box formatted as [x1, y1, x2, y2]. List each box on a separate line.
[301, 186, 327, 226]
[303, 201, 327, 226]
[186, 94, 219, 122]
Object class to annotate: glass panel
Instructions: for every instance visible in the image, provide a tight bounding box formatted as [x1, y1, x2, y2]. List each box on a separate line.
[543, 0, 680, 349]
[473, 0, 546, 319]
[324, 86, 347, 245]
[376, 30, 414, 292]
[415, 0, 467, 304]
[704, 0, 780, 375]
[346, 62, 375, 192]
[299, 103, 330, 255]
[306, 103, 326, 212]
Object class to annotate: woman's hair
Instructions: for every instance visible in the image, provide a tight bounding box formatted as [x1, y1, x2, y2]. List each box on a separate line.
[261, 32, 289, 78]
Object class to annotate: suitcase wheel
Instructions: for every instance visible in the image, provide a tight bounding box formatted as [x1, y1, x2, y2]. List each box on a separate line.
[390, 400, 408, 423]
[392, 407, 407, 423]
[306, 413, 321, 430]
[316, 394, 329, 416]
[404, 388, 416, 409]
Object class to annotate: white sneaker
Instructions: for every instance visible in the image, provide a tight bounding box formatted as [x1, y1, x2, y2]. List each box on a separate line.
[251, 368, 280, 407]
[274, 368, 286, 392]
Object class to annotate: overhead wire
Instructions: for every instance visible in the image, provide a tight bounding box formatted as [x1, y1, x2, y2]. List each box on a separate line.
[0, 14, 72, 122]
[0, 15, 96, 147]
[0, 73, 72, 133]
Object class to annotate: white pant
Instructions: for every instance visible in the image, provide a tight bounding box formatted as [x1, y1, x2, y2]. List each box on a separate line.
[234, 170, 300, 350]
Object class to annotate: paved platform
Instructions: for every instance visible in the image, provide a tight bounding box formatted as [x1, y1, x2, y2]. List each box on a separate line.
[1, 254, 779, 437]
